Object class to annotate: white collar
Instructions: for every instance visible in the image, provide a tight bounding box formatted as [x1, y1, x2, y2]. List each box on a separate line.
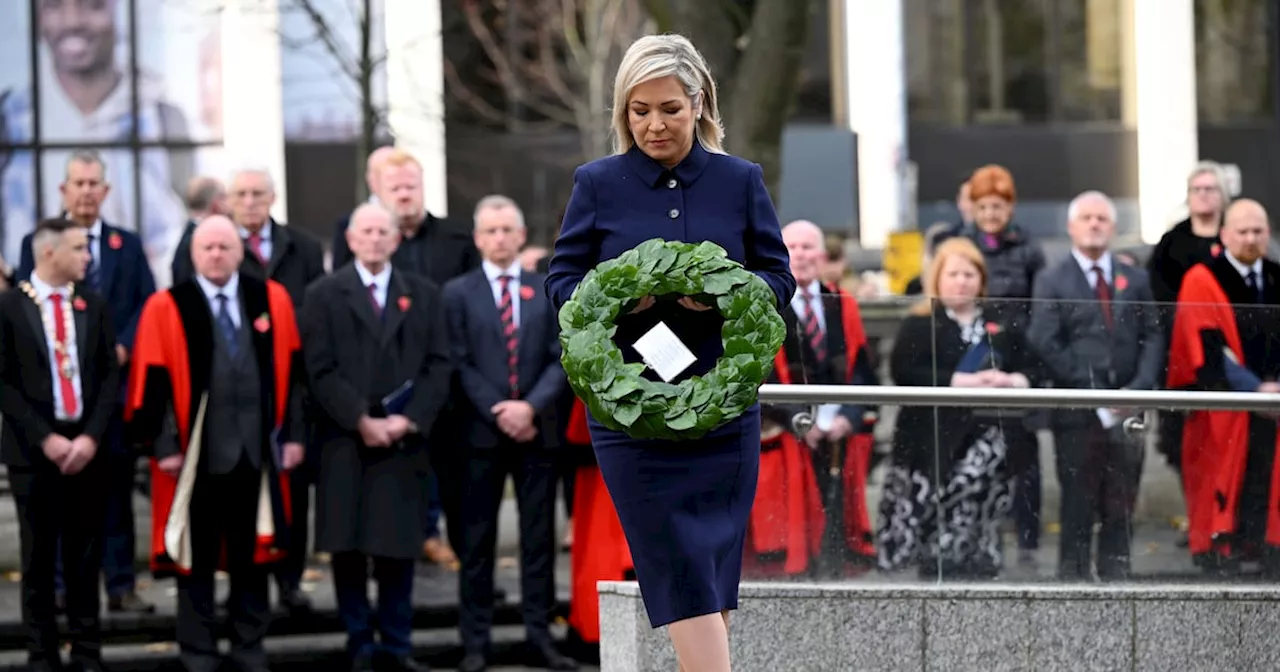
[241, 221, 271, 241]
[793, 278, 822, 300]
[355, 261, 392, 288]
[1225, 251, 1263, 278]
[1071, 248, 1112, 278]
[29, 271, 71, 301]
[482, 259, 522, 283]
[196, 272, 239, 301]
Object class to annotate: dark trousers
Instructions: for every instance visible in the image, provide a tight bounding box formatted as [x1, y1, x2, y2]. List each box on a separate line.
[430, 424, 465, 553]
[273, 466, 311, 592]
[1055, 421, 1143, 580]
[55, 452, 137, 598]
[423, 472, 443, 540]
[10, 440, 107, 666]
[331, 552, 416, 658]
[1006, 423, 1042, 550]
[459, 445, 557, 654]
[178, 457, 270, 672]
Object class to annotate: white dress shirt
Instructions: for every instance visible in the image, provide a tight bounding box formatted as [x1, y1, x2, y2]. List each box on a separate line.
[1225, 251, 1264, 286]
[355, 261, 392, 310]
[483, 259, 523, 328]
[85, 219, 103, 273]
[789, 278, 826, 331]
[196, 272, 241, 328]
[30, 273, 83, 421]
[1071, 249, 1113, 289]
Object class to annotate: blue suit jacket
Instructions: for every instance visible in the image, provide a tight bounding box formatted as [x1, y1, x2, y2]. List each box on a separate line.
[444, 268, 566, 448]
[18, 222, 156, 351]
[545, 142, 795, 380]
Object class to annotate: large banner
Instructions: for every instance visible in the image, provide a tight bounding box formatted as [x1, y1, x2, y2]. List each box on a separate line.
[0, 0, 223, 287]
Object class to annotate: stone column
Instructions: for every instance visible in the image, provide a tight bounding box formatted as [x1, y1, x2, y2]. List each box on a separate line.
[220, 0, 288, 220]
[384, 0, 448, 216]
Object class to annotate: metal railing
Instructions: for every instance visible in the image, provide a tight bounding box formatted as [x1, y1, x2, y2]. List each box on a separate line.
[758, 384, 1280, 436]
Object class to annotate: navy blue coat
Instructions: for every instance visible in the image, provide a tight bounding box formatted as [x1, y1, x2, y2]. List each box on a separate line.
[18, 221, 155, 350]
[545, 142, 795, 378]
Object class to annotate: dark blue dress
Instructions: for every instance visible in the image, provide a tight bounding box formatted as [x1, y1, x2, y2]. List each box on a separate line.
[545, 141, 795, 628]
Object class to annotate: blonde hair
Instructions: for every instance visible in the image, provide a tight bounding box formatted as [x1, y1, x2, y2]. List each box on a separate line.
[611, 34, 726, 156]
[1187, 160, 1232, 204]
[910, 237, 988, 315]
[382, 149, 422, 171]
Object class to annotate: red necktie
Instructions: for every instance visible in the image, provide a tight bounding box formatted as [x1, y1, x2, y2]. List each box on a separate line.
[800, 288, 826, 363]
[49, 294, 78, 417]
[498, 276, 519, 398]
[1093, 265, 1113, 331]
[248, 232, 266, 264]
[367, 282, 382, 318]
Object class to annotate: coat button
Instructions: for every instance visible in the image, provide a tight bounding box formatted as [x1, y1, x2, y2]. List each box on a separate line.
[667, 178, 678, 189]
[668, 208, 680, 219]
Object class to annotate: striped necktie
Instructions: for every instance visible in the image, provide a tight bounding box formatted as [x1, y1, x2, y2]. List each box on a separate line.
[800, 288, 826, 364]
[498, 275, 519, 398]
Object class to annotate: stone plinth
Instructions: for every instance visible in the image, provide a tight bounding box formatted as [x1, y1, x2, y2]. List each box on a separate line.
[599, 581, 1280, 671]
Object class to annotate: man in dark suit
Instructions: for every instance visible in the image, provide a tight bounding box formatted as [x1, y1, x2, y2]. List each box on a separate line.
[445, 196, 576, 672]
[1, 218, 120, 672]
[303, 203, 453, 672]
[169, 176, 227, 286]
[126, 216, 306, 672]
[16, 150, 157, 615]
[1027, 190, 1163, 580]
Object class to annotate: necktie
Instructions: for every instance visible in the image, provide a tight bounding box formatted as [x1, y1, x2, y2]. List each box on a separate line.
[85, 234, 99, 290]
[49, 294, 78, 418]
[1093, 265, 1113, 331]
[800, 288, 826, 364]
[248, 232, 266, 264]
[368, 282, 382, 318]
[498, 275, 519, 398]
[1247, 271, 1264, 304]
[215, 294, 240, 358]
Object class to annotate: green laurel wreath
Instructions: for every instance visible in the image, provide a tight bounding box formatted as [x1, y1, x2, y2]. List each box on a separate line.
[558, 238, 787, 441]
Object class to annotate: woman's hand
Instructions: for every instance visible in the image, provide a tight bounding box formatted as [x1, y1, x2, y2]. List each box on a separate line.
[629, 296, 656, 314]
[677, 297, 713, 312]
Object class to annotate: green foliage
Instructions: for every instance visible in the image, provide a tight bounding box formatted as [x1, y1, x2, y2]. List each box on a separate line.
[558, 238, 787, 441]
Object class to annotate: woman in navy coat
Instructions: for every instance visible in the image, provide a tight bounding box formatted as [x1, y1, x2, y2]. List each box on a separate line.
[545, 34, 794, 671]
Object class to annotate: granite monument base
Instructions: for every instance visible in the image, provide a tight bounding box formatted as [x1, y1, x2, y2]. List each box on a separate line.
[599, 581, 1280, 671]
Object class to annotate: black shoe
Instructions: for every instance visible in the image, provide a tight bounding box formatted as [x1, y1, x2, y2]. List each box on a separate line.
[107, 591, 156, 614]
[384, 656, 427, 672]
[458, 653, 487, 672]
[493, 586, 507, 602]
[529, 642, 578, 671]
[279, 588, 313, 615]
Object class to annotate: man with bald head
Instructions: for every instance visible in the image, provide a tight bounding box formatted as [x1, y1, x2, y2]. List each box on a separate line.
[126, 214, 307, 672]
[747, 220, 880, 579]
[1027, 190, 1162, 580]
[1168, 197, 1280, 575]
[303, 202, 452, 671]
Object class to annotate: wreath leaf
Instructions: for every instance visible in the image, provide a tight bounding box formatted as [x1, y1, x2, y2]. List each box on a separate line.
[558, 238, 787, 440]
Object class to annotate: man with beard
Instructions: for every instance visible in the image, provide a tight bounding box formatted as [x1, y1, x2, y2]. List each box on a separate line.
[1, 0, 190, 277]
[1168, 198, 1280, 575]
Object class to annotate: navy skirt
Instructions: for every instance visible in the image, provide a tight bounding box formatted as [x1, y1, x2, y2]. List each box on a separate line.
[589, 404, 761, 628]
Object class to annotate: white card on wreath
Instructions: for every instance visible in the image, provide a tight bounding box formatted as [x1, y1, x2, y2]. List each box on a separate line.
[633, 321, 697, 383]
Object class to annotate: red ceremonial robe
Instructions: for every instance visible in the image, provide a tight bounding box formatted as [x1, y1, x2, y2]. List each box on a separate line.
[748, 285, 874, 575]
[1167, 262, 1280, 557]
[124, 276, 301, 578]
[565, 399, 633, 644]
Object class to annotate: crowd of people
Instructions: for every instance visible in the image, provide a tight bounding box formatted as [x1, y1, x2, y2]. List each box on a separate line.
[0, 84, 1273, 672]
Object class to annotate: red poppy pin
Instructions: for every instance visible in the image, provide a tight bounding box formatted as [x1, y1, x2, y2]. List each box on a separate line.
[985, 322, 1001, 335]
[253, 313, 270, 333]
[108, 232, 123, 250]
[1114, 274, 1129, 292]
[1211, 243, 1222, 258]
[72, 296, 87, 311]
[398, 296, 411, 312]
[520, 285, 535, 301]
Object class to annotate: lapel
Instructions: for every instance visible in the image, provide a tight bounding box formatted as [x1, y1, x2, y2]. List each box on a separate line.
[471, 270, 505, 341]
[517, 272, 541, 358]
[15, 284, 47, 368]
[265, 221, 290, 276]
[97, 223, 120, 297]
[381, 269, 410, 346]
[72, 285, 90, 372]
[340, 265, 382, 337]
